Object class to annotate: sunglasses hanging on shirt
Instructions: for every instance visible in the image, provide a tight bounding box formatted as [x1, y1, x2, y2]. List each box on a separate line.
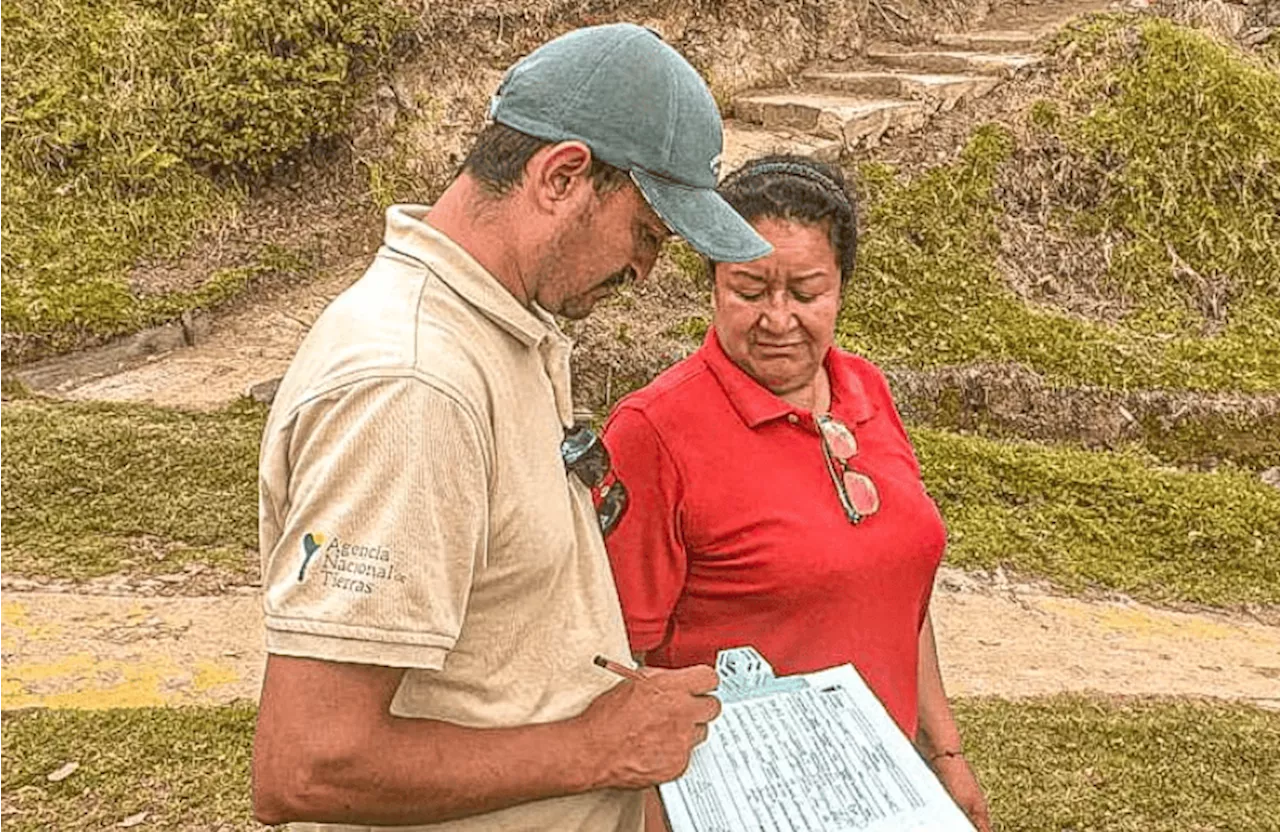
[816, 414, 881, 524]
[561, 425, 629, 536]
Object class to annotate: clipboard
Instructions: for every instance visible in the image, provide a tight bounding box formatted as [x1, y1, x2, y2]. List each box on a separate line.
[658, 646, 977, 832]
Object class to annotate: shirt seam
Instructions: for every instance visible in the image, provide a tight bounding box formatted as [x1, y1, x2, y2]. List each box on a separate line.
[618, 353, 714, 413]
[264, 614, 459, 645]
[380, 232, 545, 347]
[612, 402, 688, 545]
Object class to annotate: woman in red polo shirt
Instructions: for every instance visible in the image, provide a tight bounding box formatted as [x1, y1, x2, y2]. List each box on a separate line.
[602, 155, 990, 830]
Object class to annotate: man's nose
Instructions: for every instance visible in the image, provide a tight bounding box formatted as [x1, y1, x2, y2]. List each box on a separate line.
[633, 249, 660, 282]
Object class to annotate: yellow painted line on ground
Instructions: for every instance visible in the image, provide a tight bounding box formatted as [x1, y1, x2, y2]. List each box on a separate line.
[2, 592, 262, 710]
[2, 583, 1278, 710]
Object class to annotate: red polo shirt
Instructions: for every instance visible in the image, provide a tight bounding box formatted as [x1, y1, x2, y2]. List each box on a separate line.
[601, 330, 947, 735]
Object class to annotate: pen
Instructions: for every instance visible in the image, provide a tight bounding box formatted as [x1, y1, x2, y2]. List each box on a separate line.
[593, 654, 645, 682]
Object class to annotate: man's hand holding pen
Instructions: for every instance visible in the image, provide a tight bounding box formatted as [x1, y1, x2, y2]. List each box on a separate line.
[571, 658, 722, 790]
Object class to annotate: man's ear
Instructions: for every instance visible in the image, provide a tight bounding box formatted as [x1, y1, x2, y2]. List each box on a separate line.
[526, 141, 595, 213]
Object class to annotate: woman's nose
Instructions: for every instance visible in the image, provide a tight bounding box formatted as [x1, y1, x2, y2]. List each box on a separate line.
[757, 296, 793, 333]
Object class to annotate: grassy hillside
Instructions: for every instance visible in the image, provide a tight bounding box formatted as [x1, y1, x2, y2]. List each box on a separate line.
[840, 17, 1280, 392]
[0, 0, 410, 360]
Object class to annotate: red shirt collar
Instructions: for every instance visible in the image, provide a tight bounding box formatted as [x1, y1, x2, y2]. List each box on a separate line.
[699, 328, 876, 429]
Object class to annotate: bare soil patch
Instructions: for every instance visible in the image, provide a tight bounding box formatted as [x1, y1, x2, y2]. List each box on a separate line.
[888, 363, 1280, 470]
[1, 563, 260, 600]
[52, 259, 368, 409]
[127, 148, 380, 299]
[4, 570, 1277, 710]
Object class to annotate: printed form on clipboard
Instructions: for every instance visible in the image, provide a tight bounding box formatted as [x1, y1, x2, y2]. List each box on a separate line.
[659, 647, 976, 832]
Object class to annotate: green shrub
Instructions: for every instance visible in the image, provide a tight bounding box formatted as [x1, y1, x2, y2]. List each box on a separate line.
[1048, 16, 1280, 342]
[0, 0, 410, 355]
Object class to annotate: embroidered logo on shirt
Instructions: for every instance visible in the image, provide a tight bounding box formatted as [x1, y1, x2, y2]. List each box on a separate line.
[297, 532, 327, 581]
[297, 532, 406, 595]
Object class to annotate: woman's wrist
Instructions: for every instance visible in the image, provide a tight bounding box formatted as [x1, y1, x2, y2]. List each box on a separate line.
[927, 748, 965, 763]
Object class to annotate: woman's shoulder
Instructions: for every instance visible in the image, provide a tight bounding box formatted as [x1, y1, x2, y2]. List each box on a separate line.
[610, 350, 717, 419]
[829, 347, 896, 401]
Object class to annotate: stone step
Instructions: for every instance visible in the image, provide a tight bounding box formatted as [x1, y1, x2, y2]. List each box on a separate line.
[733, 92, 926, 148]
[719, 121, 842, 175]
[799, 69, 1000, 112]
[865, 47, 1040, 77]
[934, 30, 1041, 53]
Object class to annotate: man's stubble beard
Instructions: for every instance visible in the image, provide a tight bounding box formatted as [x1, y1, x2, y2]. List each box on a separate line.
[536, 200, 631, 320]
[558, 265, 634, 320]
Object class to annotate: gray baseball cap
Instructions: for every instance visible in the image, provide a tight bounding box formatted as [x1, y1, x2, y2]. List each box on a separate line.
[488, 23, 771, 263]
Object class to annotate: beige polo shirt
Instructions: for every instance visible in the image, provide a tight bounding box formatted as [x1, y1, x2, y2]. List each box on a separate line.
[258, 204, 641, 832]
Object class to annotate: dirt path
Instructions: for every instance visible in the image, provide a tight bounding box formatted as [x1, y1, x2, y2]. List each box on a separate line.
[21, 258, 367, 411]
[4, 570, 1277, 710]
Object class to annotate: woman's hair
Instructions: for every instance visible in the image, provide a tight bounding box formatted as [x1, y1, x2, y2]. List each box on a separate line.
[713, 155, 858, 284]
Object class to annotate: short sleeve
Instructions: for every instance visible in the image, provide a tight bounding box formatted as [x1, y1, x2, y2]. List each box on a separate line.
[602, 404, 687, 653]
[260, 376, 489, 670]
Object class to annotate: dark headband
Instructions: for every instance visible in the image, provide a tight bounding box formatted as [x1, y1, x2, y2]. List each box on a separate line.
[721, 159, 853, 215]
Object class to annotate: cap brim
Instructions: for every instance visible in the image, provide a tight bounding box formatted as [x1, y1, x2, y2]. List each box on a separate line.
[631, 170, 771, 263]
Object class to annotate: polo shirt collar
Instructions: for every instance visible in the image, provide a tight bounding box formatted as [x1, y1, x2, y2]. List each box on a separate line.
[700, 328, 875, 428]
[380, 204, 556, 348]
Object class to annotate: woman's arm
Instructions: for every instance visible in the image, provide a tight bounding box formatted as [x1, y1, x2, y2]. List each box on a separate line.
[916, 611, 992, 832]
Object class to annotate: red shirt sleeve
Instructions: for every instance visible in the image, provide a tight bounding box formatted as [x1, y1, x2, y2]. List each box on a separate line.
[601, 404, 687, 653]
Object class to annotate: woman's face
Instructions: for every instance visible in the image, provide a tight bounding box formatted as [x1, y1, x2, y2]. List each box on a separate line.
[712, 217, 843, 399]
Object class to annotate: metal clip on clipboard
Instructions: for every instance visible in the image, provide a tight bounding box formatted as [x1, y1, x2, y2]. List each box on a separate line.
[712, 646, 809, 703]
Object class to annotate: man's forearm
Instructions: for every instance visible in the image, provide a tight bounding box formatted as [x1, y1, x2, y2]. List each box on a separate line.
[255, 708, 601, 825]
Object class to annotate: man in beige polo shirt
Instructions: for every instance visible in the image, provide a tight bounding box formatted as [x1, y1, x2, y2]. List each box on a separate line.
[251, 23, 771, 831]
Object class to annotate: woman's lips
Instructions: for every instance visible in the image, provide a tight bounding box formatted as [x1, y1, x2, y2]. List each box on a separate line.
[753, 342, 804, 358]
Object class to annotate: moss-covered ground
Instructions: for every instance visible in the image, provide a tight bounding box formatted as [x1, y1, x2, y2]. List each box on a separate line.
[0, 399, 263, 580]
[914, 427, 1280, 607]
[0, 0, 410, 359]
[4, 398, 1277, 607]
[3, 696, 1276, 831]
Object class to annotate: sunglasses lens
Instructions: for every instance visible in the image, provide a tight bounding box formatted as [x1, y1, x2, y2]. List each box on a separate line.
[598, 480, 628, 536]
[821, 419, 858, 459]
[843, 470, 880, 517]
[562, 426, 610, 488]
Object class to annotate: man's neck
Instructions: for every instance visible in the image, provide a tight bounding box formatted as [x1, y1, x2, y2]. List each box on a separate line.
[424, 176, 538, 307]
